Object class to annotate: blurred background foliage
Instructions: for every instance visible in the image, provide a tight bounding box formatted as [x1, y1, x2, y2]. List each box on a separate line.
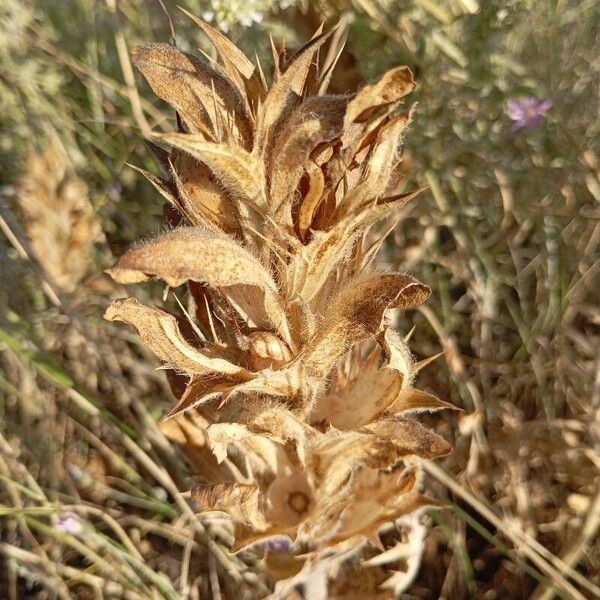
[1, 0, 599, 598]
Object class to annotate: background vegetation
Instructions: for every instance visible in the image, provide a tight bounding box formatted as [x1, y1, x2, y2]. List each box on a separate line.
[1, 0, 598, 598]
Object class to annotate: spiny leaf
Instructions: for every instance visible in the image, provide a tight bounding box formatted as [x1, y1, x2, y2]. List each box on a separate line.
[256, 28, 337, 153]
[286, 189, 423, 302]
[389, 387, 460, 415]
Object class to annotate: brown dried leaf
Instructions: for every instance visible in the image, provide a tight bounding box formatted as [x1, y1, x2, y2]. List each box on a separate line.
[179, 9, 255, 80]
[164, 365, 297, 421]
[153, 133, 265, 208]
[178, 8, 265, 110]
[106, 227, 288, 337]
[106, 228, 256, 286]
[302, 272, 430, 378]
[389, 387, 459, 416]
[131, 43, 251, 145]
[169, 152, 240, 233]
[365, 419, 452, 459]
[344, 66, 415, 125]
[256, 29, 336, 154]
[104, 297, 247, 376]
[310, 368, 402, 430]
[193, 482, 269, 530]
[163, 375, 238, 420]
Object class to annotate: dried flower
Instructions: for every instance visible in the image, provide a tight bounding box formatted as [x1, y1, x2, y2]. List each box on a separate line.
[17, 142, 102, 292]
[52, 511, 83, 535]
[507, 96, 552, 130]
[105, 14, 455, 596]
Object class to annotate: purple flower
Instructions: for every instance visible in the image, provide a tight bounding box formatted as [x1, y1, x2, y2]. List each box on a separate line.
[507, 96, 553, 130]
[258, 536, 292, 553]
[52, 511, 83, 535]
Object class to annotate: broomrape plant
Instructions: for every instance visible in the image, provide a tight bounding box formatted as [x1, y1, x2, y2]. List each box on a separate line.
[104, 11, 456, 596]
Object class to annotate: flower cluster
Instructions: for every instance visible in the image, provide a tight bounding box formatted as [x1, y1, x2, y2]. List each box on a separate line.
[105, 14, 454, 595]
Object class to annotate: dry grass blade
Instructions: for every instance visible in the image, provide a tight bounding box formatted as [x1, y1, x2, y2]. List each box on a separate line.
[420, 459, 596, 600]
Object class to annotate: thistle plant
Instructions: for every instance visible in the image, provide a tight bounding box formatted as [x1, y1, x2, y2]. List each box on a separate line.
[105, 12, 455, 595]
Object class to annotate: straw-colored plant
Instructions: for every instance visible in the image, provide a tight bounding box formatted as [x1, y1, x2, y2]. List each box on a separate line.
[104, 12, 455, 596]
[17, 142, 102, 292]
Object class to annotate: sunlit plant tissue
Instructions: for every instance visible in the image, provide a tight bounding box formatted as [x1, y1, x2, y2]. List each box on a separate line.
[104, 11, 456, 597]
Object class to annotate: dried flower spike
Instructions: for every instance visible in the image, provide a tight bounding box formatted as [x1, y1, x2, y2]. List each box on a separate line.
[105, 14, 455, 596]
[17, 142, 101, 292]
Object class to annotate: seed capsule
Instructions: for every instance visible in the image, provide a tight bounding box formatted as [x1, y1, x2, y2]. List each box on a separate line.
[247, 331, 292, 371]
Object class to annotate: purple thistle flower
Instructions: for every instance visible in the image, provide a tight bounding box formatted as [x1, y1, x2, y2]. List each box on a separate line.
[507, 96, 553, 130]
[52, 511, 83, 535]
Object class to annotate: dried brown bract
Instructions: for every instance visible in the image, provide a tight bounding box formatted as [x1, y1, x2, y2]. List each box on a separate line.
[105, 14, 455, 596]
